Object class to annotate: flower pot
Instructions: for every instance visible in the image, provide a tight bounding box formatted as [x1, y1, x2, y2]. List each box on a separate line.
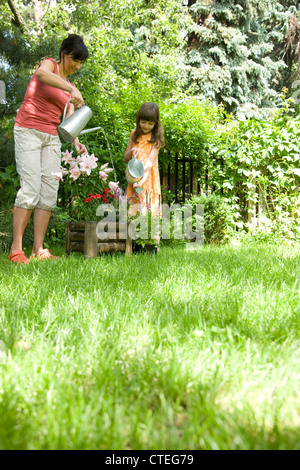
[65, 221, 132, 258]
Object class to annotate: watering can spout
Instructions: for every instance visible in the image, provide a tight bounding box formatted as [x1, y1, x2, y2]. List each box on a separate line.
[57, 99, 97, 143]
[79, 126, 103, 136]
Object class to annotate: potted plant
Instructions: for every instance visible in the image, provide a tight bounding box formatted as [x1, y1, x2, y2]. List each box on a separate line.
[55, 149, 130, 256]
[129, 209, 161, 255]
[54, 149, 118, 222]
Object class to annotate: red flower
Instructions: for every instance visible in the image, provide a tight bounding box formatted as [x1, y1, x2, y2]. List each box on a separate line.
[109, 194, 114, 199]
[103, 198, 109, 203]
[85, 193, 103, 203]
[103, 187, 109, 195]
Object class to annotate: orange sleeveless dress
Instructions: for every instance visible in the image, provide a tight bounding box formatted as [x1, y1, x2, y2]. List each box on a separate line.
[126, 132, 161, 216]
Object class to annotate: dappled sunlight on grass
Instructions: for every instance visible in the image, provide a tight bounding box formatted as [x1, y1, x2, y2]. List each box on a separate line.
[1, 244, 300, 449]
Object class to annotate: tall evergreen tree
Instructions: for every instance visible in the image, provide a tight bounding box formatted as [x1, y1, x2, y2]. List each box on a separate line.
[185, 0, 298, 115]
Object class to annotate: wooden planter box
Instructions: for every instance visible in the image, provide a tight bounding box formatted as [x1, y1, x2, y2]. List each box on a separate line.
[65, 221, 132, 258]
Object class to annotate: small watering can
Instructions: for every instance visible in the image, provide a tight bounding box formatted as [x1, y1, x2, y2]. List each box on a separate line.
[57, 99, 102, 143]
[125, 155, 144, 194]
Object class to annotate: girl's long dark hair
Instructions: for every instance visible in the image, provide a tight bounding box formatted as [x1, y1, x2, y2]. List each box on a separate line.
[59, 34, 89, 61]
[132, 102, 164, 148]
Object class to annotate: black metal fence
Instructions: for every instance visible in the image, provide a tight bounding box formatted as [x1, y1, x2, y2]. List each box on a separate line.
[159, 153, 207, 203]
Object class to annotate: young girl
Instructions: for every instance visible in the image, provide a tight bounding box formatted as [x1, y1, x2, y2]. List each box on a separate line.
[124, 102, 164, 216]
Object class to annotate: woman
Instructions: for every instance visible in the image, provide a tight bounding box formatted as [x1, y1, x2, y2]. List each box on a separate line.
[9, 34, 88, 263]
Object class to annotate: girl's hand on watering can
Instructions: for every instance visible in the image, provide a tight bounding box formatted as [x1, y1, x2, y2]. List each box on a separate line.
[131, 147, 139, 157]
[70, 86, 84, 108]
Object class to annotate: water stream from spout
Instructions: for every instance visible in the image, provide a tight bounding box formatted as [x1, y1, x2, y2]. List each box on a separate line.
[98, 127, 117, 183]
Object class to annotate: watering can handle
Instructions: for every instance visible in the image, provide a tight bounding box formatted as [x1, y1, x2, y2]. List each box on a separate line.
[62, 99, 72, 123]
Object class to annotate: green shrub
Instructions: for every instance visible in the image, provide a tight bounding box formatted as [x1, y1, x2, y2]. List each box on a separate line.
[185, 194, 239, 244]
[235, 218, 300, 245]
[0, 208, 36, 254]
[0, 165, 19, 208]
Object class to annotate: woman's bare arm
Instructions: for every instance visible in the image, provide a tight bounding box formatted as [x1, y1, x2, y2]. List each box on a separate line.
[36, 59, 84, 108]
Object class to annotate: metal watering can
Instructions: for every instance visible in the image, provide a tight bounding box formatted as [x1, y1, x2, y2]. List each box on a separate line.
[57, 99, 102, 143]
[125, 154, 144, 194]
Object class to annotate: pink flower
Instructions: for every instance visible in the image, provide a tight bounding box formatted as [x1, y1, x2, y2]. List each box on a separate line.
[52, 171, 64, 181]
[76, 153, 97, 163]
[75, 155, 84, 163]
[99, 171, 108, 181]
[109, 181, 119, 192]
[79, 160, 97, 176]
[52, 166, 68, 181]
[89, 153, 98, 163]
[100, 163, 113, 175]
[78, 154, 98, 176]
[69, 165, 81, 181]
[62, 149, 74, 164]
[69, 160, 79, 170]
[100, 163, 109, 170]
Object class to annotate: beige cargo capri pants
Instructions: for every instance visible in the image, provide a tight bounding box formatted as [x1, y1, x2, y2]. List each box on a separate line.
[14, 127, 61, 211]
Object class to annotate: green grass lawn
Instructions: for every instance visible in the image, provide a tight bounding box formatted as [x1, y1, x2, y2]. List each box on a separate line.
[0, 243, 300, 450]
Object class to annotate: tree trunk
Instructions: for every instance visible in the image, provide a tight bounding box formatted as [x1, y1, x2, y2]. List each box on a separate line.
[7, 0, 28, 33]
[33, 0, 44, 34]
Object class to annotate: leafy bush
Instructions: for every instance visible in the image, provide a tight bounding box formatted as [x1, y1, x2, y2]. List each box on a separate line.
[0, 208, 35, 253]
[0, 115, 16, 167]
[234, 216, 300, 245]
[0, 209, 12, 253]
[184, 193, 239, 244]
[0, 165, 19, 208]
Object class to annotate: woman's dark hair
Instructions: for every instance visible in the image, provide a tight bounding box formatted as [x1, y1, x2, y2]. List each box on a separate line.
[132, 102, 165, 148]
[59, 34, 89, 61]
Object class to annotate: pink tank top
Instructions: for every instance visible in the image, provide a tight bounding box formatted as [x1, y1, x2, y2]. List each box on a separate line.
[15, 58, 72, 135]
